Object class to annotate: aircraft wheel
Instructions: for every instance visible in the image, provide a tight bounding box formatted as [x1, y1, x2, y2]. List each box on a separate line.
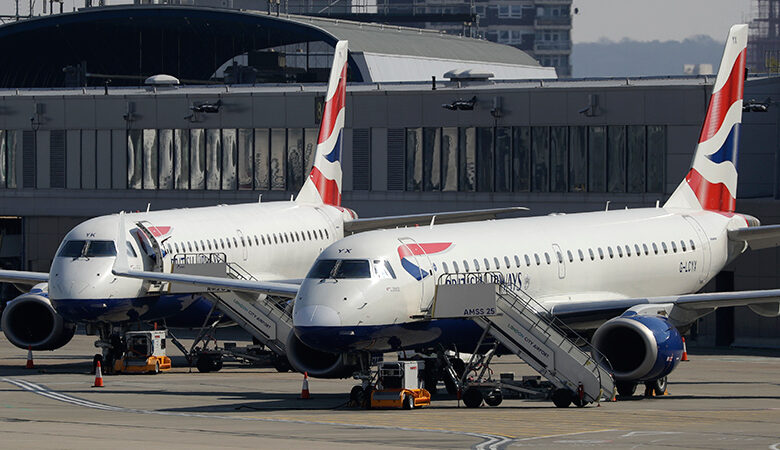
[349, 385, 365, 406]
[616, 381, 637, 397]
[196, 354, 215, 373]
[552, 388, 572, 408]
[645, 376, 667, 395]
[484, 388, 503, 407]
[403, 393, 414, 410]
[271, 353, 292, 373]
[462, 387, 483, 408]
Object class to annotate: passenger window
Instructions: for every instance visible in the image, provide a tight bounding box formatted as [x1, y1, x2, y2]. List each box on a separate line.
[607, 247, 613, 258]
[534, 254, 541, 265]
[463, 260, 470, 271]
[690, 239, 696, 251]
[671, 241, 677, 253]
[588, 248, 595, 261]
[453, 261, 460, 273]
[625, 245, 631, 257]
[194, 241, 200, 251]
[206, 240, 212, 250]
[233, 237, 239, 247]
[680, 240, 686, 251]
[652, 243, 658, 254]
[662, 242, 668, 254]
[187, 242, 193, 252]
[474, 259, 480, 271]
[283, 233, 288, 243]
[598, 248, 604, 260]
[524, 254, 531, 266]
[643, 243, 649, 255]
[307, 231, 312, 240]
[293, 232, 299, 241]
[200, 240, 205, 250]
[578, 249, 584, 261]
[494, 257, 500, 269]
[242, 237, 247, 247]
[174, 243, 179, 253]
[260, 235, 266, 245]
[220, 238, 225, 249]
[273, 234, 278, 244]
[514, 255, 521, 267]
[634, 244, 641, 256]
[300, 232, 306, 242]
[567, 250, 573, 263]
[617, 246, 623, 258]
[482, 258, 489, 270]
[324, 229, 329, 239]
[226, 239, 232, 249]
[442, 262, 449, 273]
[545, 253, 551, 264]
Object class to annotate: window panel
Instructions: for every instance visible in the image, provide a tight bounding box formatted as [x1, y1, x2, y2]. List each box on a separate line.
[174, 129, 189, 190]
[494, 127, 511, 192]
[568, 126, 587, 192]
[476, 127, 494, 192]
[270, 128, 286, 190]
[627, 125, 647, 193]
[142, 129, 157, 190]
[406, 127, 422, 191]
[588, 125, 607, 192]
[254, 128, 270, 190]
[422, 127, 441, 191]
[550, 126, 567, 192]
[127, 129, 142, 189]
[607, 126, 626, 193]
[237, 129, 253, 190]
[441, 127, 458, 191]
[158, 129, 173, 190]
[532, 127, 550, 192]
[7, 130, 17, 188]
[513, 127, 531, 192]
[647, 125, 665, 192]
[286, 128, 304, 192]
[190, 129, 206, 190]
[458, 127, 476, 191]
[304, 128, 318, 176]
[0, 131, 6, 188]
[205, 129, 221, 190]
[222, 128, 237, 190]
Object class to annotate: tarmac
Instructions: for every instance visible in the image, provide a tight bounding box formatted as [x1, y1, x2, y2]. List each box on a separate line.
[1, 333, 779, 449]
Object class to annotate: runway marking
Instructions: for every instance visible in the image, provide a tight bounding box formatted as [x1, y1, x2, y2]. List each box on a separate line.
[511, 429, 619, 442]
[2, 377, 513, 450]
[769, 442, 780, 450]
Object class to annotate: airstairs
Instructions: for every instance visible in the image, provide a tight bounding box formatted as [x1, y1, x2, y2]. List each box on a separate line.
[166, 253, 294, 369]
[433, 274, 615, 406]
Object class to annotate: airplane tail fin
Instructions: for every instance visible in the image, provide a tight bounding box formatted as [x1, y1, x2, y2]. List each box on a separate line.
[295, 40, 348, 206]
[664, 25, 747, 212]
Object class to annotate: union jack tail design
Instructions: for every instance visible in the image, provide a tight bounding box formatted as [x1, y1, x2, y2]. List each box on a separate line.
[665, 25, 747, 212]
[295, 40, 348, 206]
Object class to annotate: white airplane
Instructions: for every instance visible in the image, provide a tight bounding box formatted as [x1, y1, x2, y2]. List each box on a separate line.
[288, 25, 780, 393]
[0, 41, 518, 359]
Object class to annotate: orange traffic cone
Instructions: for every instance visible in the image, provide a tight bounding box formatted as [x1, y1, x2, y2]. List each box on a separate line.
[300, 372, 310, 399]
[26, 345, 34, 369]
[681, 337, 689, 362]
[93, 361, 104, 388]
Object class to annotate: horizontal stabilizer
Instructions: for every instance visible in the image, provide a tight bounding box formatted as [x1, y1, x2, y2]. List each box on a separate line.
[728, 224, 780, 250]
[344, 206, 527, 233]
[112, 268, 300, 298]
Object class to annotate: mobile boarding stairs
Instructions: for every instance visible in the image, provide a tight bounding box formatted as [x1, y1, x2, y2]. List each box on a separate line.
[160, 252, 295, 372]
[429, 273, 616, 408]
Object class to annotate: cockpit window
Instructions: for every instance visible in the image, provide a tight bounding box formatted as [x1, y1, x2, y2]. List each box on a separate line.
[307, 259, 394, 280]
[371, 260, 396, 279]
[333, 260, 370, 279]
[307, 259, 338, 279]
[57, 240, 117, 258]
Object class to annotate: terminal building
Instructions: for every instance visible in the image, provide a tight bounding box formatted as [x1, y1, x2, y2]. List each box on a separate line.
[0, 3, 778, 347]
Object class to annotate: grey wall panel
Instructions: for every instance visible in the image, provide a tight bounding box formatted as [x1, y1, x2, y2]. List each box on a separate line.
[495, 92, 531, 125]
[645, 87, 707, 125]
[95, 98, 132, 129]
[96, 130, 112, 189]
[155, 97, 190, 130]
[371, 128, 388, 191]
[388, 94, 422, 127]
[64, 98, 96, 129]
[665, 125, 699, 193]
[81, 130, 96, 189]
[42, 99, 65, 129]
[111, 130, 127, 189]
[351, 94, 387, 128]
[341, 128, 353, 192]
[4, 99, 34, 129]
[66, 130, 81, 189]
[220, 94, 254, 129]
[252, 95, 286, 127]
[285, 95, 314, 128]
[528, 91, 567, 125]
[36, 130, 50, 189]
[421, 93, 458, 127]
[125, 97, 158, 130]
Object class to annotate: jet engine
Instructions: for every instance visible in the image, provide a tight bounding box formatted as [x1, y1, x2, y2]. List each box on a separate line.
[1, 289, 76, 351]
[285, 332, 360, 378]
[591, 312, 683, 382]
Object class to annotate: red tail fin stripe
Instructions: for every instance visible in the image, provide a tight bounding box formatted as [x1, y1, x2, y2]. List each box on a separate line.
[698, 49, 746, 143]
[309, 166, 341, 206]
[686, 168, 736, 212]
[317, 64, 347, 145]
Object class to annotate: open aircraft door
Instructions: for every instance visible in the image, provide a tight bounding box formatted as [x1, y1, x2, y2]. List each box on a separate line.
[132, 221, 169, 273]
[397, 237, 436, 312]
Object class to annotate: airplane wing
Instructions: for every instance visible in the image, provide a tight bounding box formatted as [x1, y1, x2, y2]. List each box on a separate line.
[344, 207, 528, 233]
[111, 268, 300, 298]
[549, 288, 780, 330]
[0, 269, 49, 286]
[728, 224, 780, 250]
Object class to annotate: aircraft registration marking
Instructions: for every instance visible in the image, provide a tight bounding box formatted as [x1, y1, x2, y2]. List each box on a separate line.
[679, 261, 697, 273]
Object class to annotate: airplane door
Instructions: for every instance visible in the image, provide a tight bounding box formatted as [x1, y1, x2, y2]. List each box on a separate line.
[683, 215, 711, 283]
[236, 229, 248, 261]
[398, 237, 436, 312]
[552, 243, 566, 279]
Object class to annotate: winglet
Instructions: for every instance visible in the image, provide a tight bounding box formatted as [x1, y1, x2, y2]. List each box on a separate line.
[295, 40, 348, 206]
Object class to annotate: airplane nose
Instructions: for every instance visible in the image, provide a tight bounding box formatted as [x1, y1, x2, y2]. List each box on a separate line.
[293, 304, 342, 327]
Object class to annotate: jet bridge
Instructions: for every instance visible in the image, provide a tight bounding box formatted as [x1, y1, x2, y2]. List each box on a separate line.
[431, 274, 616, 408]
[167, 253, 295, 372]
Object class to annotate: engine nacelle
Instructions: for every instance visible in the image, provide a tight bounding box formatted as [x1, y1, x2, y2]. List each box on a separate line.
[592, 313, 683, 382]
[1, 288, 76, 351]
[285, 331, 360, 378]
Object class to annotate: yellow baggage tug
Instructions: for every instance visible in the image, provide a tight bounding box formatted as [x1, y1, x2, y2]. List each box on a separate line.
[113, 330, 172, 374]
[370, 361, 431, 409]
